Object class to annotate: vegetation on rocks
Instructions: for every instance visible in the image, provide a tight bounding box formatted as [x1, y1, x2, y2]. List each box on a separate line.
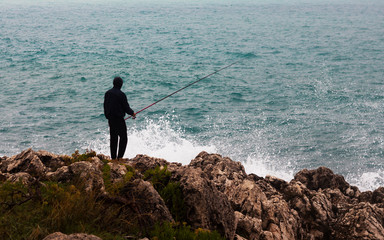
[0, 179, 124, 239]
[0, 149, 224, 240]
[1, 148, 384, 240]
[144, 165, 187, 222]
[151, 222, 223, 240]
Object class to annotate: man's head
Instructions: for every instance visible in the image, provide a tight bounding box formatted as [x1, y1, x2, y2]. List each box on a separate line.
[113, 77, 123, 89]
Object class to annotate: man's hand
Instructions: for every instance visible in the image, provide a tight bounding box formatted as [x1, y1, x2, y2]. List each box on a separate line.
[132, 113, 137, 119]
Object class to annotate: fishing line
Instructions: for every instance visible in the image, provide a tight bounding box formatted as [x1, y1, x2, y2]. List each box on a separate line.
[125, 60, 240, 120]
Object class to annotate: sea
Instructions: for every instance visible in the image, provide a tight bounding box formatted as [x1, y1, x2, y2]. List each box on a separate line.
[1, 0, 383, 191]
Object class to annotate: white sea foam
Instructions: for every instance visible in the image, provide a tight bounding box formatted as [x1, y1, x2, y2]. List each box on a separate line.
[347, 171, 384, 192]
[87, 116, 383, 191]
[126, 119, 217, 164]
[87, 116, 217, 165]
[243, 155, 294, 182]
[87, 116, 294, 181]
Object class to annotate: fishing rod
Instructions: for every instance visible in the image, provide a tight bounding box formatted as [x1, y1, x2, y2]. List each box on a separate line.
[125, 60, 240, 120]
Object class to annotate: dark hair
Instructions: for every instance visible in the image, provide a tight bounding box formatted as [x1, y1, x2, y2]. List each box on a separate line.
[113, 77, 123, 89]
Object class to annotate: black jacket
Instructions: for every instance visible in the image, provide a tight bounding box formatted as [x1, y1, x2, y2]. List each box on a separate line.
[104, 87, 134, 119]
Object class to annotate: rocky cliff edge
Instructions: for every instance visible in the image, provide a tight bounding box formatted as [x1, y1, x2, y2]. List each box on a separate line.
[1, 149, 384, 240]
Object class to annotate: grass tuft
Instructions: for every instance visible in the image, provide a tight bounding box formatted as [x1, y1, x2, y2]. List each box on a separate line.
[150, 222, 224, 240]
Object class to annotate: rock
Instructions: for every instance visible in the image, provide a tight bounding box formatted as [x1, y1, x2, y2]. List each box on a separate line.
[235, 211, 262, 240]
[372, 187, 384, 204]
[43, 232, 102, 240]
[322, 188, 352, 206]
[46, 161, 105, 193]
[96, 153, 110, 161]
[359, 191, 373, 203]
[86, 157, 104, 170]
[36, 150, 66, 171]
[234, 234, 249, 240]
[332, 202, 384, 239]
[0, 148, 46, 177]
[172, 166, 236, 240]
[5, 172, 36, 185]
[4, 149, 384, 240]
[107, 162, 128, 183]
[308, 191, 334, 236]
[282, 180, 335, 239]
[265, 175, 289, 193]
[294, 167, 351, 194]
[119, 178, 174, 227]
[255, 180, 299, 240]
[227, 178, 265, 218]
[189, 151, 247, 193]
[128, 154, 182, 173]
[190, 152, 298, 239]
[129, 154, 170, 172]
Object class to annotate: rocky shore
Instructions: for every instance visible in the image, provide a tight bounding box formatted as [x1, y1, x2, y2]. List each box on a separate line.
[1, 149, 384, 240]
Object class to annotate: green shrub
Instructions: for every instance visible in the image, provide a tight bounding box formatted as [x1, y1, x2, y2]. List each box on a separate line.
[0, 180, 137, 240]
[60, 150, 98, 166]
[160, 182, 186, 222]
[194, 228, 224, 240]
[144, 165, 171, 192]
[144, 166, 187, 222]
[102, 163, 135, 196]
[71, 149, 96, 163]
[150, 222, 224, 240]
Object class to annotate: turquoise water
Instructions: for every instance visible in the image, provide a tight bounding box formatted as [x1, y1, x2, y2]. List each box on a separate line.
[1, 0, 383, 190]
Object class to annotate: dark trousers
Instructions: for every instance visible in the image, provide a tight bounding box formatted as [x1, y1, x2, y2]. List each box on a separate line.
[108, 117, 127, 159]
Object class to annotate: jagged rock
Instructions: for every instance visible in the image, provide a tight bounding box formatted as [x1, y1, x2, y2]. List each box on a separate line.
[359, 190, 374, 203]
[4, 172, 36, 185]
[281, 179, 335, 239]
[128, 154, 182, 173]
[282, 176, 384, 240]
[43, 232, 102, 240]
[292, 165, 366, 240]
[322, 187, 352, 206]
[255, 179, 299, 240]
[172, 166, 236, 240]
[0, 148, 46, 177]
[235, 234, 249, 240]
[227, 178, 264, 218]
[265, 175, 289, 192]
[119, 178, 174, 227]
[107, 162, 128, 183]
[90, 157, 104, 170]
[235, 211, 262, 240]
[332, 202, 384, 239]
[189, 151, 247, 193]
[96, 153, 110, 161]
[46, 161, 105, 193]
[3, 149, 384, 240]
[129, 154, 170, 172]
[294, 167, 351, 194]
[190, 152, 298, 239]
[372, 187, 384, 204]
[35, 150, 66, 171]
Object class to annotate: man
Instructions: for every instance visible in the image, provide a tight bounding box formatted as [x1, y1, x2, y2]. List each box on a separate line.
[104, 77, 136, 159]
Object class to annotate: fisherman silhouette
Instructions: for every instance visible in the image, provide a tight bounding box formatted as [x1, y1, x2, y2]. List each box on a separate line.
[104, 77, 136, 159]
